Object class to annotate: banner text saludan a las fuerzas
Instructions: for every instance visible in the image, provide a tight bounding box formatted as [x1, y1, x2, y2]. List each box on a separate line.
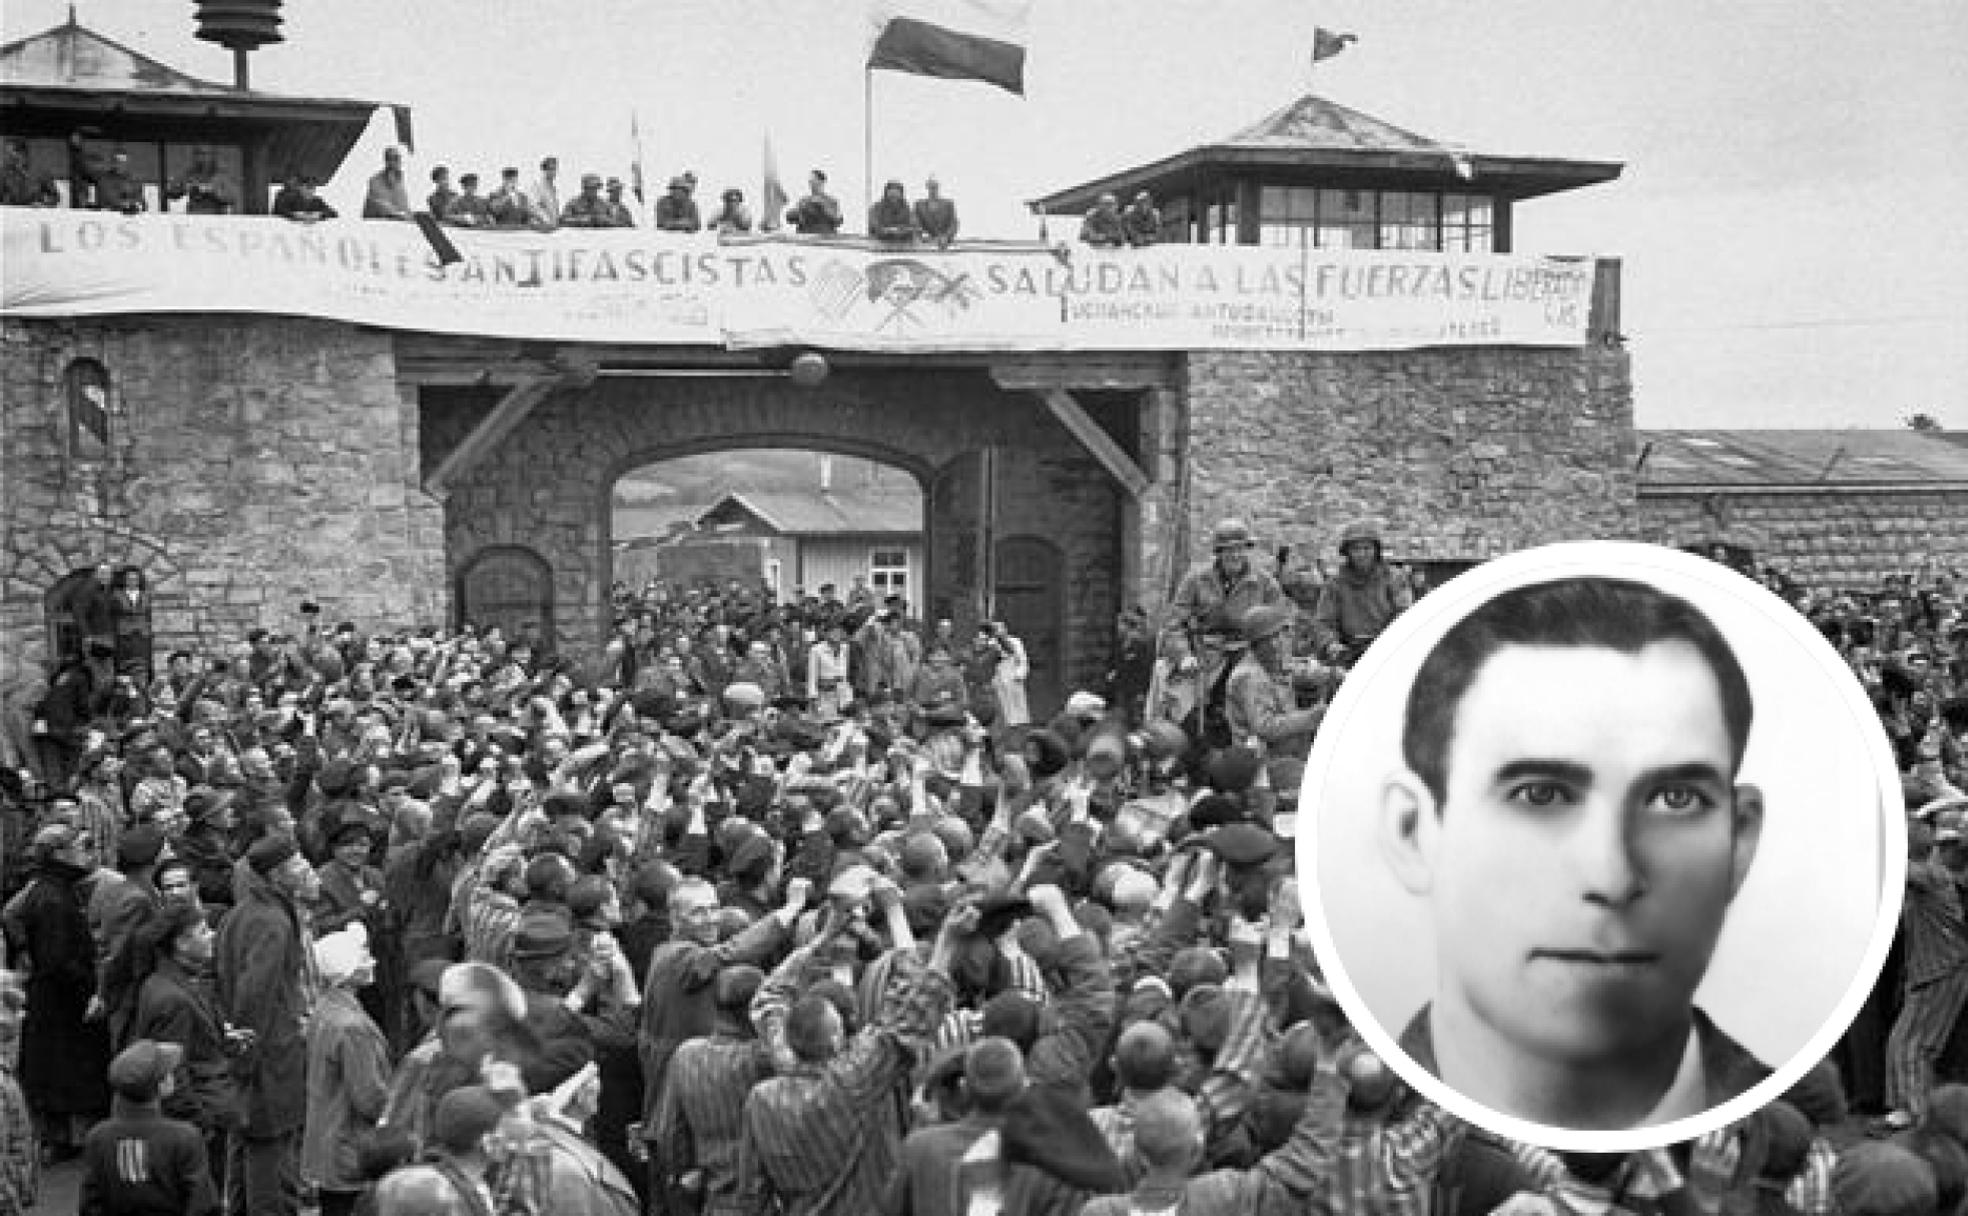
[1, 209, 1599, 353]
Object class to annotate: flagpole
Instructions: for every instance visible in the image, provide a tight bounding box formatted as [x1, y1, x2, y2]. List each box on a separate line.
[863, 67, 875, 220]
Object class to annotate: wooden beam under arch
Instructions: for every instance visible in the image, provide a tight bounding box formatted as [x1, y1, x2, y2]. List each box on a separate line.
[421, 357, 595, 500]
[1029, 387, 1150, 499]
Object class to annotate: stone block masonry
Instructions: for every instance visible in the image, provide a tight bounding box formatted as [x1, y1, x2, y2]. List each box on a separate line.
[1173, 345, 1639, 581]
[0, 316, 447, 685]
[1639, 489, 1968, 590]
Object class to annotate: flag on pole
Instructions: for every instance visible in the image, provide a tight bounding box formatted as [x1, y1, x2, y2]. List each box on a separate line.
[630, 111, 647, 206]
[867, 0, 1033, 95]
[390, 105, 417, 152]
[761, 132, 789, 232]
[1312, 27, 1356, 63]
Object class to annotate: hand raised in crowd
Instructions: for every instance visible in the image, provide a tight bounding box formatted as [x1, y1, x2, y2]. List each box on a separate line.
[1183, 850, 1220, 904]
[1268, 875, 1302, 934]
[782, 876, 813, 914]
[1025, 882, 1072, 926]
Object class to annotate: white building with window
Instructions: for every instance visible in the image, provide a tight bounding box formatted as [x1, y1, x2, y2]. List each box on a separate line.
[693, 489, 924, 607]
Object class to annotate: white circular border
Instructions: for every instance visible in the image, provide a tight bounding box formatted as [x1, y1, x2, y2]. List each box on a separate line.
[1295, 539, 1907, 1152]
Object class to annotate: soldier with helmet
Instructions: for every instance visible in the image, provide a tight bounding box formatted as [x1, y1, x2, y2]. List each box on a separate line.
[1160, 519, 1287, 694]
[1225, 604, 1326, 760]
[1309, 520, 1413, 665]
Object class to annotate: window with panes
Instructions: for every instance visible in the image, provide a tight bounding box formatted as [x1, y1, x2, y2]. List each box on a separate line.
[1256, 186, 1492, 252]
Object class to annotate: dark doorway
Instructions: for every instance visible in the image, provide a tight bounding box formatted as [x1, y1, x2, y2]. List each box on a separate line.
[457, 547, 555, 643]
[43, 568, 94, 664]
[994, 535, 1066, 720]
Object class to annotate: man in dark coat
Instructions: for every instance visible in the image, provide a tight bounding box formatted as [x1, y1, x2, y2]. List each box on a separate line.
[131, 899, 241, 1193]
[637, 877, 806, 1213]
[66, 561, 117, 657]
[3, 824, 113, 1153]
[215, 834, 319, 1216]
[91, 822, 167, 1049]
[788, 170, 843, 236]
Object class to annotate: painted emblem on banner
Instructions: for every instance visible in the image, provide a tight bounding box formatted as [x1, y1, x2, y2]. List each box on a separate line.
[808, 257, 983, 333]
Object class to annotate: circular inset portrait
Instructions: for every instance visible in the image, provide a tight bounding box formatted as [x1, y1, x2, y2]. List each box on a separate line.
[1297, 540, 1903, 1151]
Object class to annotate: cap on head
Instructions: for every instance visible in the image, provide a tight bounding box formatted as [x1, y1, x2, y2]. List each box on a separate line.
[246, 833, 299, 875]
[510, 908, 573, 960]
[108, 1039, 184, 1100]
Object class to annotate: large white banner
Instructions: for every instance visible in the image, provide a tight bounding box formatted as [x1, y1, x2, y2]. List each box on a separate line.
[2, 209, 1598, 352]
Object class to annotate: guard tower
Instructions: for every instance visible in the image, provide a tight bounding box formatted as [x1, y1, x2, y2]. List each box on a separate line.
[0, 9, 395, 214]
[1035, 93, 1621, 253]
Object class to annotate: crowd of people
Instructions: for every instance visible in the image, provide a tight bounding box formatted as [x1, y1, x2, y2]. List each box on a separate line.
[0, 521, 1963, 1216]
[3, 136, 1175, 249]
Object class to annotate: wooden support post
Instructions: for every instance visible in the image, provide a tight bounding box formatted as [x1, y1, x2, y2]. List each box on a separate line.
[422, 374, 559, 502]
[1034, 387, 1149, 499]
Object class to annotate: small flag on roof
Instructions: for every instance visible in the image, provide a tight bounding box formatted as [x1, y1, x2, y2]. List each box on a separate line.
[1312, 27, 1357, 63]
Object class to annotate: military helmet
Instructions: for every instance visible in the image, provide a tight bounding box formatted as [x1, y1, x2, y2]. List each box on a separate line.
[1338, 520, 1383, 552]
[1240, 604, 1293, 644]
[1211, 519, 1255, 552]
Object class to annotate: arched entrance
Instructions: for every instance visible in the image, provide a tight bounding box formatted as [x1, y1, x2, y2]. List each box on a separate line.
[456, 546, 555, 643]
[418, 357, 1147, 696]
[994, 535, 1067, 719]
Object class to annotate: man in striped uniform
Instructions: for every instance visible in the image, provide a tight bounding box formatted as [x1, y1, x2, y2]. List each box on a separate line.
[651, 966, 771, 1216]
[638, 877, 805, 1213]
[1885, 818, 1968, 1128]
[737, 898, 965, 1216]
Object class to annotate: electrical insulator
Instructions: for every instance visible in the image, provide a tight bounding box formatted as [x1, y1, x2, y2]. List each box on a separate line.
[193, 0, 284, 51]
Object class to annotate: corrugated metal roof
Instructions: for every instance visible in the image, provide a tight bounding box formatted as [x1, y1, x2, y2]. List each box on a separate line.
[697, 490, 920, 536]
[1637, 430, 1968, 488]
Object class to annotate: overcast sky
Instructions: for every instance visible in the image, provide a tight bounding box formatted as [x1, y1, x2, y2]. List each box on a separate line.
[7, 0, 1964, 428]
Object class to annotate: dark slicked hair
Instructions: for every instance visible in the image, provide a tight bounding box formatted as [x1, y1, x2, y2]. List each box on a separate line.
[1402, 577, 1754, 808]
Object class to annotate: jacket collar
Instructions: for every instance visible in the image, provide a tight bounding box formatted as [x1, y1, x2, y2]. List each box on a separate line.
[1399, 1004, 1771, 1112]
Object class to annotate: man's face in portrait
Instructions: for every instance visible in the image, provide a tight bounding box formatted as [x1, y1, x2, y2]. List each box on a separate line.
[1384, 639, 1762, 1098]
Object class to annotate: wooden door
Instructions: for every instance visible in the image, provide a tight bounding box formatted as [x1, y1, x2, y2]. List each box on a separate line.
[994, 535, 1065, 721]
[457, 547, 554, 642]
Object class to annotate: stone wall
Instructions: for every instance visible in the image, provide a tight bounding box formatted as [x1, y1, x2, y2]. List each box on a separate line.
[1175, 345, 1637, 580]
[0, 317, 446, 685]
[1638, 488, 1968, 590]
[2, 319, 1643, 705]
